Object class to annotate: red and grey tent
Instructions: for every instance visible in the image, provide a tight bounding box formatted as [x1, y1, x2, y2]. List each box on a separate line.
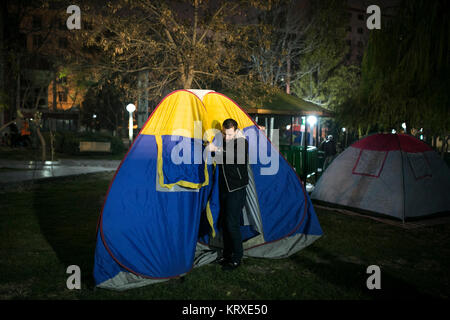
[312, 133, 450, 220]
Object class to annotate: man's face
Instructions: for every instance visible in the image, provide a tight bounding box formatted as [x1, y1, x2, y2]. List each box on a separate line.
[223, 127, 236, 141]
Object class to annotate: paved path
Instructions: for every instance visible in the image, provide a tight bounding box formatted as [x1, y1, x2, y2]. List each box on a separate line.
[0, 159, 316, 193]
[0, 159, 121, 184]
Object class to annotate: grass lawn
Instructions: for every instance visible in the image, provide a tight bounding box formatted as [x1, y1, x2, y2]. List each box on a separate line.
[0, 172, 449, 300]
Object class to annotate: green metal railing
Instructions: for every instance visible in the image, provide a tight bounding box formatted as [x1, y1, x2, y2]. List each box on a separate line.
[279, 145, 326, 180]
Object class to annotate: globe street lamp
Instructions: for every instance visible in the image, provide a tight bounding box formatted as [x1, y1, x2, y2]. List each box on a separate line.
[306, 115, 317, 146]
[307, 116, 317, 127]
[342, 127, 347, 148]
[126, 103, 136, 144]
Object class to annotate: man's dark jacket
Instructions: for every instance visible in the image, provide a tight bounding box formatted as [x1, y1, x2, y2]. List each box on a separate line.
[217, 137, 249, 193]
[321, 140, 337, 157]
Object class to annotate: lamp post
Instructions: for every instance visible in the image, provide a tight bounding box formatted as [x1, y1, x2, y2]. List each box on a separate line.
[307, 115, 317, 144]
[126, 103, 136, 144]
[342, 127, 347, 148]
[304, 116, 317, 183]
[302, 116, 308, 185]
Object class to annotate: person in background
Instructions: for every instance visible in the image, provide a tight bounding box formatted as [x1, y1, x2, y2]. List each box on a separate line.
[20, 120, 32, 147]
[8, 122, 20, 148]
[320, 135, 337, 171]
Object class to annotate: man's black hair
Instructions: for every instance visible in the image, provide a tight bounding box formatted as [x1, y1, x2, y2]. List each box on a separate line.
[222, 118, 238, 130]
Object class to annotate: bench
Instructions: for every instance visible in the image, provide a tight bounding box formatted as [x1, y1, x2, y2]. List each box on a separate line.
[79, 141, 111, 153]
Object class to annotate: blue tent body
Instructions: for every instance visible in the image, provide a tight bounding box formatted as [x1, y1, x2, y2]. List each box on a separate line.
[94, 90, 322, 290]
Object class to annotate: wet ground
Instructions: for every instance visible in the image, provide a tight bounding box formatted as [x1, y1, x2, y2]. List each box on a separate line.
[0, 159, 121, 185]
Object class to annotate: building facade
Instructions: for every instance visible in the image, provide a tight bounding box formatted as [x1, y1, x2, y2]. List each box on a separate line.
[1, 3, 90, 133]
[345, 0, 399, 65]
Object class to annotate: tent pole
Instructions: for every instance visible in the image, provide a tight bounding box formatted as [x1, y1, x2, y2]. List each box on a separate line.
[397, 134, 406, 223]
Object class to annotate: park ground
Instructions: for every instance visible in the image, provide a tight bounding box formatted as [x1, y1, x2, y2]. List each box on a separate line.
[0, 172, 449, 300]
[0, 145, 127, 161]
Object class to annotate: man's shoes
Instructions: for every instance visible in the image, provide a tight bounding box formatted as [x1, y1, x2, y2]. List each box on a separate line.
[216, 256, 231, 266]
[221, 261, 241, 271]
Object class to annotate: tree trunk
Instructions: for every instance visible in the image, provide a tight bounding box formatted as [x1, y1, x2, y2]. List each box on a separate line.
[286, 59, 291, 94]
[115, 112, 120, 138]
[52, 72, 57, 111]
[32, 88, 46, 162]
[16, 59, 20, 118]
[0, 120, 14, 133]
[137, 71, 149, 129]
[49, 129, 54, 162]
[183, 66, 195, 89]
[441, 135, 449, 159]
[36, 125, 46, 162]
[180, 65, 187, 88]
[286, 47, 291, 94]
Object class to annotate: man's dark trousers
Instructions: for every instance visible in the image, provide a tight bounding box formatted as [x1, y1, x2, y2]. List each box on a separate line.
[220, 187, 246, 264]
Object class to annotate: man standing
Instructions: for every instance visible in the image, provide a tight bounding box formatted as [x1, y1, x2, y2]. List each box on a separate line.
[320, 135, 337, 171]
[208, 118, 249, 271]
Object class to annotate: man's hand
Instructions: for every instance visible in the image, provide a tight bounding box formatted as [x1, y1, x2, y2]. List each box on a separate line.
[235, 130, 245, 139]
[206, 142, 219, 152]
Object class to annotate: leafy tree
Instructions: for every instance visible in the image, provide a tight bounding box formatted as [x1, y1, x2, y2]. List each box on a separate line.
[291, 0, 356, 110]
[81, 82, 127, 134]
[339, 0, 449, 149]
[76, 0, 259, 98]
[0, 0, 57, 160]
[250, 0, 315, 92]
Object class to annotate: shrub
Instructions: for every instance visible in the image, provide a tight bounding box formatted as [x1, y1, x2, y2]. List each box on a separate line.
[42, 131, 125, 155]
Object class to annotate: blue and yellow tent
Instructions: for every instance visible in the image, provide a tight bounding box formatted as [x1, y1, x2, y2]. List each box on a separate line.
[94, 90, 322, 290]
